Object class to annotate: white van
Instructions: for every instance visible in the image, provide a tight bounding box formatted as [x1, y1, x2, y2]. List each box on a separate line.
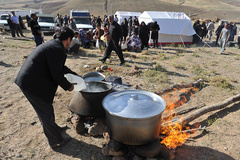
[70, 10, 93, 31]
[37, 14, 56, 33]
[0, 14, 10, 31]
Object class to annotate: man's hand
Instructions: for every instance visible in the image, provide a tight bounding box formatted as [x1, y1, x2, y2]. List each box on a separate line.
[119, 41, 122, 46]
[68, 83, 77, 91]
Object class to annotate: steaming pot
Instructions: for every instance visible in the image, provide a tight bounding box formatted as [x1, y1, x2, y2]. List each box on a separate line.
[102, 90, 166, 145]
[69, 81, 112, 116]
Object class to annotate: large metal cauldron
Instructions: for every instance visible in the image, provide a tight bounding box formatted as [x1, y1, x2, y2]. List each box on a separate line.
[102, 90, 166, 145]
[69, 81, 112, 116]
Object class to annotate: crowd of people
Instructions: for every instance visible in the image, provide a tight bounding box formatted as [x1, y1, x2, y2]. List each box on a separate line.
[192, 19, 238, 53]
[43, 14, 162, 56]
[4, 11, 240, 54]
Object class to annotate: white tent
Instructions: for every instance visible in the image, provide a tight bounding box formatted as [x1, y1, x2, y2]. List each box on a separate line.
[138, 11, 196, 45]
[115, 11, 141, 25]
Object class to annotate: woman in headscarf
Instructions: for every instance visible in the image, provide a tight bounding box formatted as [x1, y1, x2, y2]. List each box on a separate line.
[139, 21, 150, 50]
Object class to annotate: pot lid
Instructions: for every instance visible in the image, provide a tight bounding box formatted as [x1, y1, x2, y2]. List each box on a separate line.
[102, 90, 166, 118]
[83, 72, 105, 82]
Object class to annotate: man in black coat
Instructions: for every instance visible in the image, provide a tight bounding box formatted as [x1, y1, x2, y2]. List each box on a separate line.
[29, 13, 44, 46]
[15, 27, 78, 149]
[7, 14, 14, 37]
[99, 15, 125, 66]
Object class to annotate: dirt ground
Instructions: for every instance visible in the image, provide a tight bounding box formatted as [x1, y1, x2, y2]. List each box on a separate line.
[0, 29, 240, 160]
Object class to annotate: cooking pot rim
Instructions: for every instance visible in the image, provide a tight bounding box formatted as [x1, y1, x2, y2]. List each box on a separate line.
[80, 81, 112, 93]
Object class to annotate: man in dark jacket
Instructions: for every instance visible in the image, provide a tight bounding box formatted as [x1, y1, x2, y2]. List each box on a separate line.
[7, 14, 15, 37]
[29, 13, 44, 46]
[99, 15, 125, 66]
[15, 27, 77, 149]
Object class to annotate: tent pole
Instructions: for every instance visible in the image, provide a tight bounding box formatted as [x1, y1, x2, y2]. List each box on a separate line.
[196, 33, 212, 48]
[179, 35, 186, 48]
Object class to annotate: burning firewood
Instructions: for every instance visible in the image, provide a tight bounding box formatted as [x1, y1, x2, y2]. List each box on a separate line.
[162, 103, 206, 121]
[163, 94, 240, 127]
[156, 79, 204, 96]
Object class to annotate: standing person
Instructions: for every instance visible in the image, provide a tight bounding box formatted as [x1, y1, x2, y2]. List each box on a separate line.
[132, 16, 139, 35]
[128, 16, 133, 37]
[7, 14, 15, 37]
[97, 16, 102, 26]
[207, 20, 214, 40]
[104, 15, 108, 24]
[215, 21, 224, 45]
[19, 16, 26, 29]
[29, 13, 44, 46]
[151, 21, 160, 48]
[91, 16, 97, 29]
[139, 21, 150, 50]
[55, 14, 60, 26]
[201, 22, 207, 40]
[192, 20, 201, 44]
[121, 18, 128, 42]
[15, 27, 78, 149]
[26, 15, 31, 27]
[94, 23, 104, 50]
[11, 11, 24, 37]
[69, 17, 77, 31]
[219, 23, 230, 54]
[99, 15, 125, 66]
[63, 15, 69, 26]
[59, 15, 63, 26]
[114, 15, 118, 22]
[229, 23, 237, 41]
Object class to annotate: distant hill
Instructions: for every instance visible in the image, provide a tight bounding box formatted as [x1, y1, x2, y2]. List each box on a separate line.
[0, 0, 240, 22]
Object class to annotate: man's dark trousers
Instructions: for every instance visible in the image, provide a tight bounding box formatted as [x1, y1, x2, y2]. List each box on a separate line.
[102, 41, 124, 64]
[21, 90, 63, 146]
[34, 35, 43, 46]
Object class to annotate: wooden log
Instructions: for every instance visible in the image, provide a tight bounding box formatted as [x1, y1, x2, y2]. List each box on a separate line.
[162, 103, 206, 121]
[162, 94, 240, 127]
[156, 79, 204, 96]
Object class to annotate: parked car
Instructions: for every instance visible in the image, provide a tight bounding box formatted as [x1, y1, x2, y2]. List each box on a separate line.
[37, 14, 56, 33]
[0, 14, 10, 31]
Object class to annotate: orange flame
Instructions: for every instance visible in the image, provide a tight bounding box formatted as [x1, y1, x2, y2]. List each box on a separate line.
[160, 86, 198, 149]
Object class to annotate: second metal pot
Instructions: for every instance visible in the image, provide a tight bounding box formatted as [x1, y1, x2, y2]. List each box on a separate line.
[69, 81, 113, 116]
[102, 90, 166, 145]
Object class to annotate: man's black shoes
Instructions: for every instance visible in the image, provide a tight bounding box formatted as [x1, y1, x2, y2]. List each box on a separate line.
[117, 62, 125, 66]
[99, 59, 105, 64]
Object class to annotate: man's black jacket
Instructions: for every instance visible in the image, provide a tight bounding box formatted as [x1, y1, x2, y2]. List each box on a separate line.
[109, 21, 123, 43]
[15, 39, 77, 103]
[29, 19, 41, 35]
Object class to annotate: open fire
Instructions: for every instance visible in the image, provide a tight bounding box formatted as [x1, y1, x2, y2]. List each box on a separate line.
[161, 86, 199, 149]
